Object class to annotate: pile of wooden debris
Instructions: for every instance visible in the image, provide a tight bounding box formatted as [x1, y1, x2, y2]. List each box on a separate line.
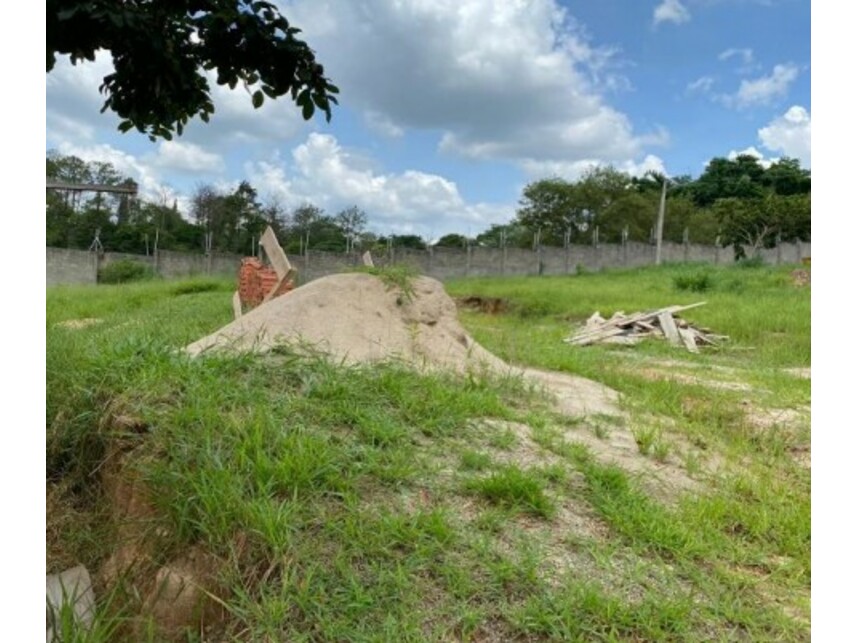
[563, 302, 727, 353]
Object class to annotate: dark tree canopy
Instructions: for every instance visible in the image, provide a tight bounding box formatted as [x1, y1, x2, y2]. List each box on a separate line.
[47, 0, 339, 140]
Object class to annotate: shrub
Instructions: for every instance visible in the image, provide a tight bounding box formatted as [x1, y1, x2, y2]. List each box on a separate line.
[737, 255, 765, 269]
[673, 271, 714, 293]
[98, 259, 154, 284]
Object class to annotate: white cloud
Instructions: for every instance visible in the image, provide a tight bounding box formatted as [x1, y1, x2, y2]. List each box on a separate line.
[520, 154, 667, 182]
[363, 111, 405, 138]
[727, 146, 777, 169]
[248, 133, 511, 237]
[45, 49, 309, 152]
[46, 53, 121, 146]
[150, 141, 225, 175]
[687, 76, 715, 94]
[653, 0, 691, 26]
[723, 63, 799, 108]
[758, 105, 811, 167]
[288, 0, 659, 172]
[53, 141, 187, 209]
[718, 48, 754, 65]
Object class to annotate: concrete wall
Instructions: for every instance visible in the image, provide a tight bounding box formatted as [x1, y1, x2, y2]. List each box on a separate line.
[47, 248, 99, 286]
[46, 240, 812, 286]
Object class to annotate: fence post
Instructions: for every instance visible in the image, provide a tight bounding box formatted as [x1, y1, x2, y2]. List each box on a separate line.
[91, 250, 101, 283]
[622, 226, 628, 266]
[683, 227, 690, 262]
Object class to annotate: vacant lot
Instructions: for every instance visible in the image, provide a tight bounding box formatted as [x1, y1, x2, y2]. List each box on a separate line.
[47, 261, 809, 641]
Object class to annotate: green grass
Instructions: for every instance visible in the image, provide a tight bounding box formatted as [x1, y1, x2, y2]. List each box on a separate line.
[47, 263, 810, 640]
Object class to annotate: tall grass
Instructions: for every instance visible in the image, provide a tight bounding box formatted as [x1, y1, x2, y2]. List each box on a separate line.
[47, 264, 810, 639]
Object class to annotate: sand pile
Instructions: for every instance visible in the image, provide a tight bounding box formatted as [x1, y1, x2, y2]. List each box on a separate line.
[186, 273, 506, 372]
[185, 273, 619, 417]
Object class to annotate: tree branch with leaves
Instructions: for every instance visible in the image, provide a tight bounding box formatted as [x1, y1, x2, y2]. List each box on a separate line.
[47, 0, 339, 140]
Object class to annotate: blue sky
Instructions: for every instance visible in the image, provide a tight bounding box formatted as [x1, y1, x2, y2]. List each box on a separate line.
[45, 0, 811, 240]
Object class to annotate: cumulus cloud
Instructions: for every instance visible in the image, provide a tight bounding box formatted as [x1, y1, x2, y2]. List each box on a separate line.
[722, 63, 799, 108]
[520, 154, 667, 182]
[52, 141, 188, 209]
[653, 0, 691, 26]
[46, 53, 121, 145]
[46, 49, 310, 153]
[758, 105, 811, 167]
[151, 141, 225, 175]
[288, 0, 660, 172]
[727, 146, 777, 169]
[248, 133, 511, 237]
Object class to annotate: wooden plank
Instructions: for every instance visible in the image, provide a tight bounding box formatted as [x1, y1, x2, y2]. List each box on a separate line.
[678, 327, 700, 353]
[259, 226, 293, 280]
[666, 301, 707, 315]
[564, 326, 628, 345]
[232, 291, 243, 319]
[658, 312, 681, 345]
[601, 335, 643, 345]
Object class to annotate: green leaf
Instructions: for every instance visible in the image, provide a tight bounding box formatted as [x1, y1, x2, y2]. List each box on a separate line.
[301, 100, 314, 120]
[311, 93, 328, 111]
[252, 90, 264, 109]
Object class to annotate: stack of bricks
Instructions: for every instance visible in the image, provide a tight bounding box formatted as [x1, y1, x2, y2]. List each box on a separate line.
[238, 257, 294, 309]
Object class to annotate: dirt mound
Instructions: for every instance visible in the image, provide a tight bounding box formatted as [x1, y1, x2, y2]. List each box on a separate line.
[186, 273, 507, 372]
[185, 273, 620, 417]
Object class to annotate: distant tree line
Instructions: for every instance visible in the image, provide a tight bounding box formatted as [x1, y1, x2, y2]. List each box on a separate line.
[511, 156, 809, 257]
[46, 150, 810, 258]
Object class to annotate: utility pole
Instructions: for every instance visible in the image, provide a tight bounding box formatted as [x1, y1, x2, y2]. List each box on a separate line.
[655, 177, 668, 266]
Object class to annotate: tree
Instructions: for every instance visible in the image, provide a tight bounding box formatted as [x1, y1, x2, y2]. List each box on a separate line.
[47, 0, 339, 140]
[475, 223, 532, 248]
[46, 151, 135, 248]
[690, 155, 767, 207]
[761, 158, 811, 196]
[516, 167, 634, 244]
[515, 178, 581, 244]
[433, 233, 470, 248]
[379, 235, 426, 250]
[713, 193, 810, 258]
[334, 206, 368, 253]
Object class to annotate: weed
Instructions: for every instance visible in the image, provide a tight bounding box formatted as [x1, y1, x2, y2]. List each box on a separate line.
[652, 439, 671, 463]
[683, 451, 703, 476]
[737, 255, 766, 268]
[353, 264, 417, 301]
[460, 450, 493, 471]
[98, 259, 155, 284]
[465, 466, 556, 519]
[673, 270, 714, 292]
[487, 428, 518, 450]
[170, 278, 228, 295]
[633, 426, 658, 455]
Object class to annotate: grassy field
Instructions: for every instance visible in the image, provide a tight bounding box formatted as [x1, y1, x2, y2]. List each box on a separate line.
[46, 261, 810, 641]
